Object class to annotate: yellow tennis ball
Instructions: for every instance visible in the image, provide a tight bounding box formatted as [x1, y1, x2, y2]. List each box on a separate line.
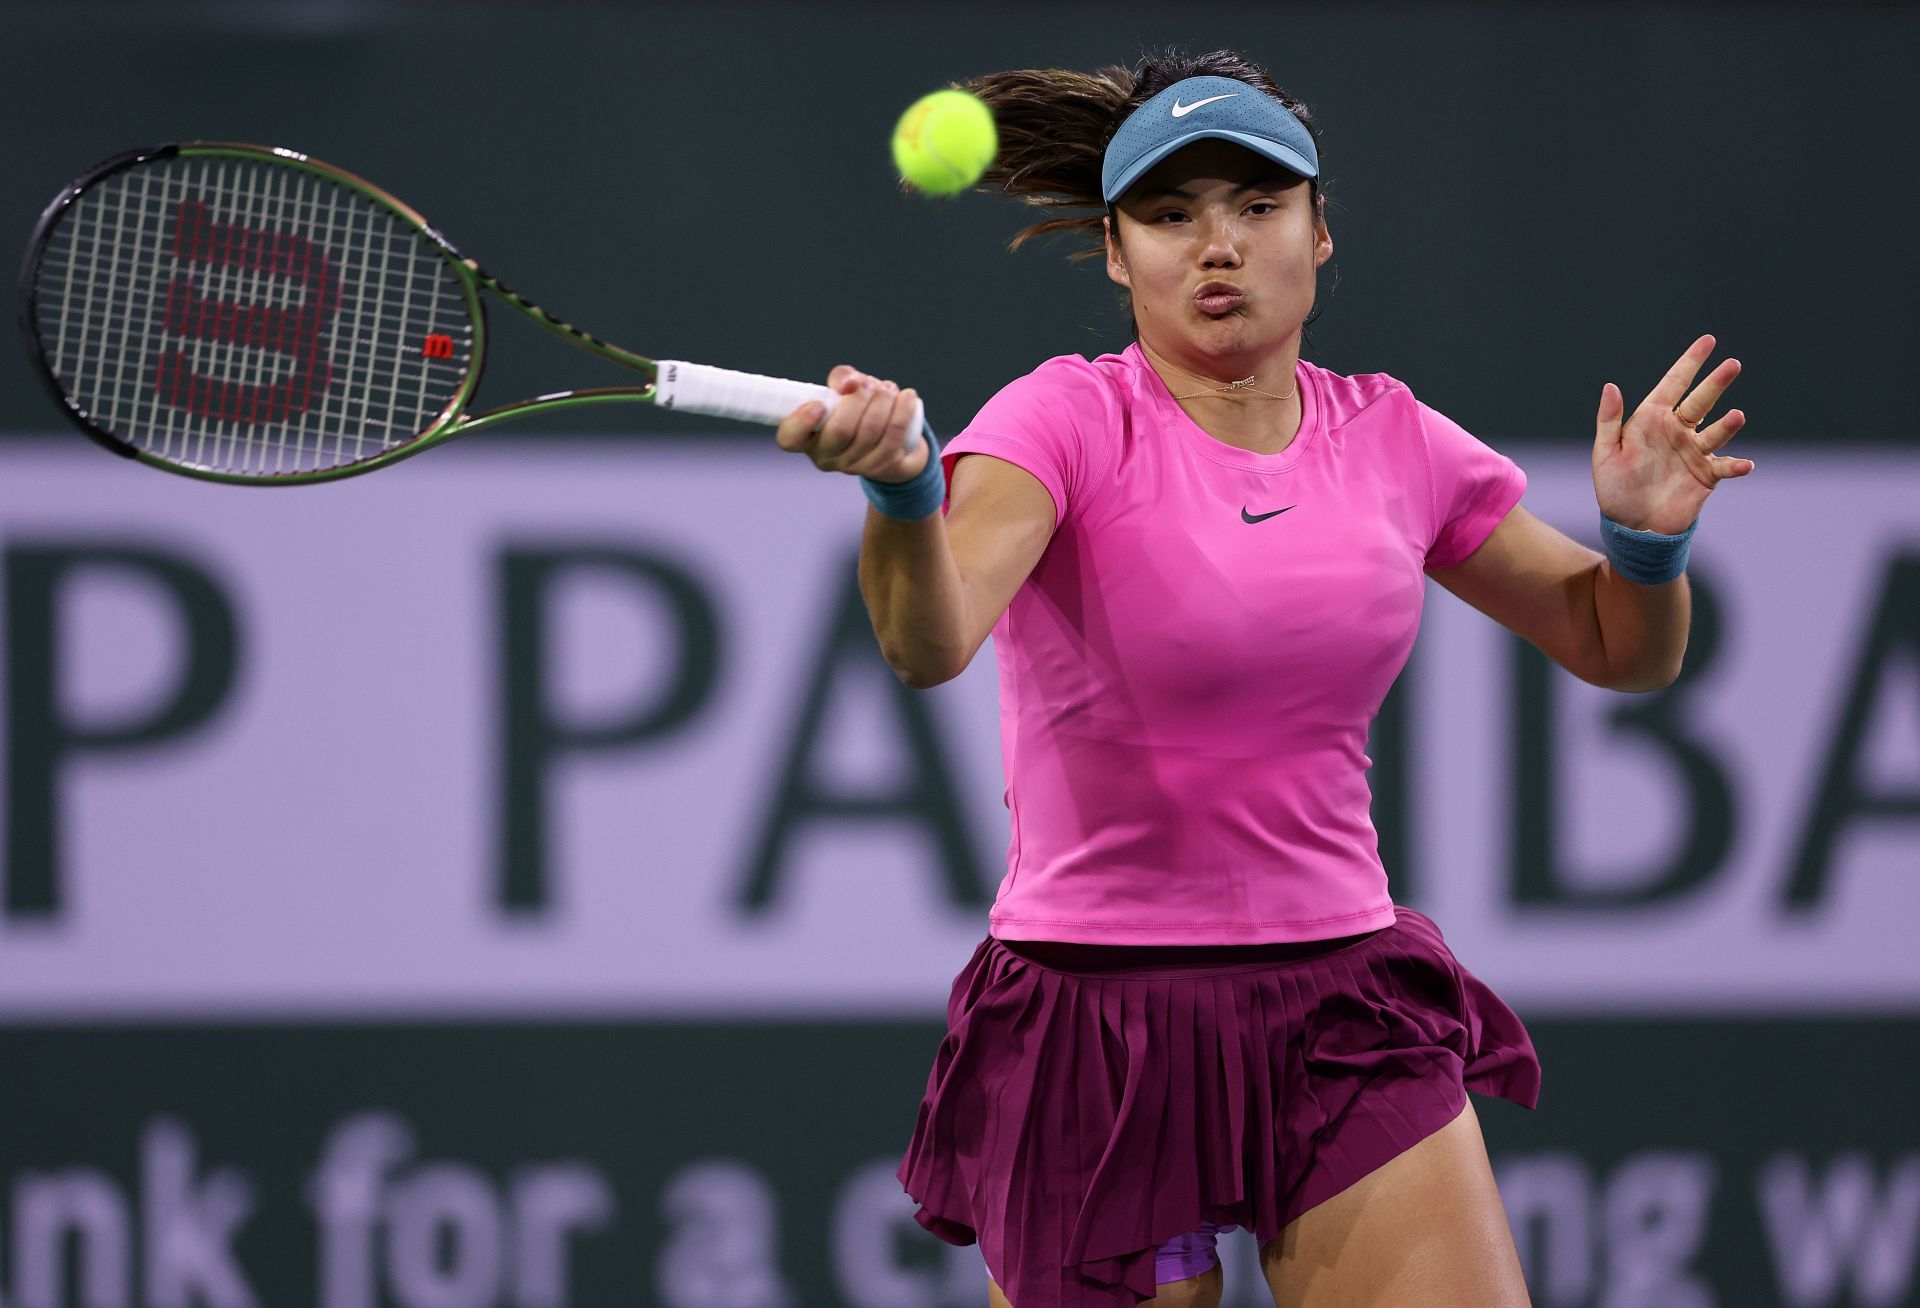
[891, 89, 997, 197]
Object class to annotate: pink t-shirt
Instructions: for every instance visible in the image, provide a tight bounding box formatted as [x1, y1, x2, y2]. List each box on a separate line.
[938, 343, 1526, 944]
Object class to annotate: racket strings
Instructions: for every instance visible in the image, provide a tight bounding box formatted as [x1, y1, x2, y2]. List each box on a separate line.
[32, 153, 474, 476]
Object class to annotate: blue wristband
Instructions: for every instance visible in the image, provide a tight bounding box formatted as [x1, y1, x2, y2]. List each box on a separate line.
[1599, 513, 1697, 585]
[861, 424, 945, 521]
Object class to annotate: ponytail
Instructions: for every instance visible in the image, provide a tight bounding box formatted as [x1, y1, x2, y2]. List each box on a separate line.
[959, 64, 1135, 259]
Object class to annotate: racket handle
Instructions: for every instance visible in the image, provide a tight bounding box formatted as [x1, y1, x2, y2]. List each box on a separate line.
[655, 361, 925, 451]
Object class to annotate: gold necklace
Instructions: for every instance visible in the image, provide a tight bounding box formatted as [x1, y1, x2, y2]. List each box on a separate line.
[1167, 375, 1298, 401]
[1147, 346, 1298, 402]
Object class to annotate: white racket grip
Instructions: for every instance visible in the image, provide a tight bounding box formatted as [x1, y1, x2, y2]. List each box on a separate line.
[655, 361, 925, 451]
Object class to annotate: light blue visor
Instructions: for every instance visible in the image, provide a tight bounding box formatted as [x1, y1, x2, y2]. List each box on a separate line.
[1101, 75, 1319, 204]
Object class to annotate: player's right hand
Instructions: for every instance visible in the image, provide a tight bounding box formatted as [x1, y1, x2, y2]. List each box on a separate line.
[776, 365, 929, 484]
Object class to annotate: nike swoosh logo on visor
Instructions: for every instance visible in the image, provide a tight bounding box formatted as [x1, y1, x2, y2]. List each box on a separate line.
[1172, 93, 1239, 117]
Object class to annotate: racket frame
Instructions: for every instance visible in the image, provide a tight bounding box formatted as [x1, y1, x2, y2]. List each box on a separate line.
[20, 141, 674, 485]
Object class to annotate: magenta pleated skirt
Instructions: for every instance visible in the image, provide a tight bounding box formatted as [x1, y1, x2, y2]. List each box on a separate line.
[896, 906, 1541, 1308]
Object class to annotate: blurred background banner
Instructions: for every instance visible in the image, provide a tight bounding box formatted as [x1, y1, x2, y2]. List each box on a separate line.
[0, 443, 1915, 1017]
[3, 2, 1915, 1307]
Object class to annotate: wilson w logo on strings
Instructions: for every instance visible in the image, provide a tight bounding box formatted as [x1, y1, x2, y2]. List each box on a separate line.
[153, 200, 339, 424]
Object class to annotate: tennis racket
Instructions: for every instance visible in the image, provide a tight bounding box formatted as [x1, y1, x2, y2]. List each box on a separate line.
[19, 142, 925, 484]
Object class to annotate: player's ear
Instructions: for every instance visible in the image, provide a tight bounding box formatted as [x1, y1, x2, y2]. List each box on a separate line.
[1313, 197, 1333, 269]
[1104, 215, 1131, 289]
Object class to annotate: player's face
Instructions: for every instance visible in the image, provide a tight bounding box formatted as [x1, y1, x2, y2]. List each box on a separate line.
[1105, 140, 1331, 366]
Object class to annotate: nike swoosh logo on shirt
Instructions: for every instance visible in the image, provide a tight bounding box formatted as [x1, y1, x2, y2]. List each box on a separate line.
[1171, 93, 1239, 118]
[1242, 505, 1297, 523]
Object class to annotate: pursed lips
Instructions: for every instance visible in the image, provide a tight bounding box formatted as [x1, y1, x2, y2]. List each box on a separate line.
[1194, 282, 1245, 314]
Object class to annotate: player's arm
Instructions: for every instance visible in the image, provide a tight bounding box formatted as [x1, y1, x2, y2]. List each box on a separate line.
[1429, 338, 1755, 693]
[859, 451, 1055, 688]
[775, 365, 1056, 689]
[1425, 504, 1690, 693]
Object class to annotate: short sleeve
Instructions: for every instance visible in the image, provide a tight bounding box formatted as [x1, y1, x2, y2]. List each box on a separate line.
[938, 355, 1114, 529]
[1419, 400, 1528, 570]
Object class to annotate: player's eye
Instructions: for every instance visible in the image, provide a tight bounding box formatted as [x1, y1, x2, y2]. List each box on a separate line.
[1247, 202, 1277, 216]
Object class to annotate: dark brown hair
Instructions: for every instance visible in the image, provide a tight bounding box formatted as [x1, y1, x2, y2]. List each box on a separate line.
[958, 48, 1329, 263]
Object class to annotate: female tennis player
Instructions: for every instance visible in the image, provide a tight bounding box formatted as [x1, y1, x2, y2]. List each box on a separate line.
[775, 48, 1750, 1308]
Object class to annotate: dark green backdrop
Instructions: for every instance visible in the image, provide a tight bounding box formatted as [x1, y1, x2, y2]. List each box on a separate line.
[2, 0, 1913, 448]
[10, 1019, 1919, 1308]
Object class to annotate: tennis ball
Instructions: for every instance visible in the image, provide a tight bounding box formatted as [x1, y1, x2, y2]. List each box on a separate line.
[891, 88, 997, 197]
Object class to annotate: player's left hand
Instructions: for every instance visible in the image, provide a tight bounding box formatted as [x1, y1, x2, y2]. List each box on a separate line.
[1593, 334, 1753, 535]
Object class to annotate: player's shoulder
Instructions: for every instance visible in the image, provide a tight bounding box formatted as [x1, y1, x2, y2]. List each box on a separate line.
[995, 350, 1131, 403]
[1300, 358, 1421, 430]
[1305, 362, 1504, 475]
[973, 350, 1130, 435]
